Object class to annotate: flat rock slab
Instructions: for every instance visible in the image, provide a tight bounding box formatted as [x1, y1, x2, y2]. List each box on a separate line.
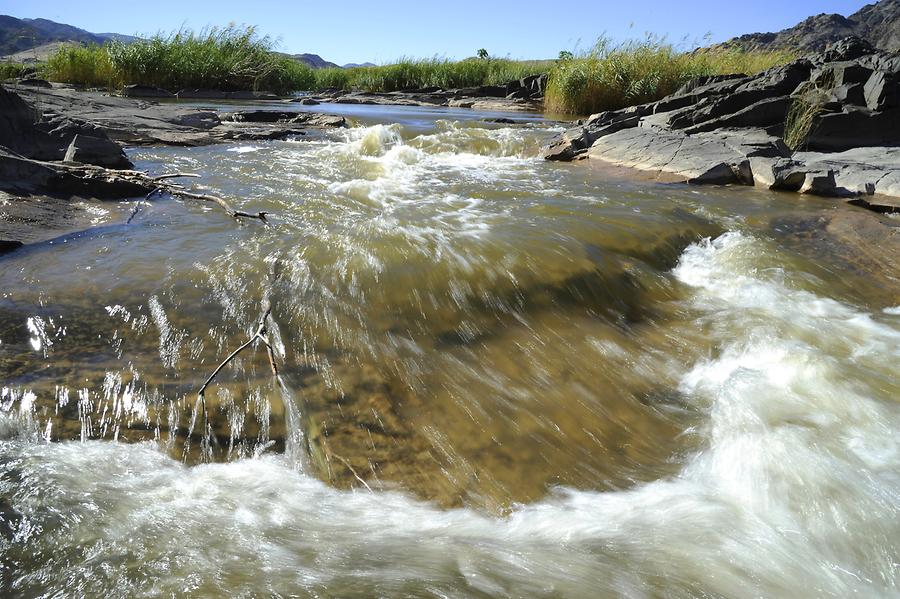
[6, 85, 348, 147]
[587, 128, 757, 185]
[795, 147, 900, 202]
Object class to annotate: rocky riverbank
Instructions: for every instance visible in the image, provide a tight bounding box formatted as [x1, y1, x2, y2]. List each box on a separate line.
[115, 74, 549, 112]
[0, 83, 348, 249]
[295, 74, 547, 112]
[543, 37, 900, 212]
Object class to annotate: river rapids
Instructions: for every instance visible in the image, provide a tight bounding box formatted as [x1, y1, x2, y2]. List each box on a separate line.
[0, 106, 898, 597]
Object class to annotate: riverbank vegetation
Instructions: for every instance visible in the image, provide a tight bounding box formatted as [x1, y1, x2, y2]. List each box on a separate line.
[30, 26, 796, 115]
[0, 62, 32, 80]
[544, 37, 796, 115]
[311, 58, 546, 92]
[44, 25, 313, 94]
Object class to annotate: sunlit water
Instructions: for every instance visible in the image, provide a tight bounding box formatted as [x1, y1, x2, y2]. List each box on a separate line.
[0, 105, 898, 597]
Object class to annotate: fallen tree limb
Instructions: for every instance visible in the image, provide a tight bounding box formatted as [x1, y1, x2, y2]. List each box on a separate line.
[175, 190, 269, 223]
[151, 172, 201, 181]
[0, 150, 271, 224]
[197, 298, 278, 428]
[195, 261, 282, 451]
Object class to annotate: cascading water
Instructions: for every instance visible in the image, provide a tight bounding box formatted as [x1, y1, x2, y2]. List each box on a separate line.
[0, 107, 897, 597]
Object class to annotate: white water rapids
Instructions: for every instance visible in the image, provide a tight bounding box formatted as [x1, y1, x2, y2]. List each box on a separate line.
[2, 226, 897, 597]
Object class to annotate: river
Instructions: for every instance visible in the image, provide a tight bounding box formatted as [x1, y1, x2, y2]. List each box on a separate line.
[0, 104, 898, 597]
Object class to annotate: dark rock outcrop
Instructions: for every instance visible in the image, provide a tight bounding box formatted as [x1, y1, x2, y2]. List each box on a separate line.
[63, 133, 132, 169]
[121, 84, 174, 98]
[0, 85, 134, 169]
[0, 239, 23, 255]
[543, 38, 900, 204]
[6, 84, 350, 146]
[717, 0, 900, 52]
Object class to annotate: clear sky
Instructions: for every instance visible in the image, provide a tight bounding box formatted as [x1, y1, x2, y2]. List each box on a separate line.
[3, 0, 873, 65]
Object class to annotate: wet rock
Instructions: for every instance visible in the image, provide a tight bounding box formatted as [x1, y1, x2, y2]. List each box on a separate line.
[0, 147, 151, 198]
[121, 84, 174, 98]
[63, 133, 132, 169]
[17, 78, 51, 88]
[0, 240, 23, 255]
[587, 128, 756, 185]
[771, 208, 900, 307]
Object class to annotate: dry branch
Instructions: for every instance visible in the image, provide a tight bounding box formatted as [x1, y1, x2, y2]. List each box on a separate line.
[197, 300, 278, 423]
[175, 190, 269, 223]
[151, 172, 201, 181]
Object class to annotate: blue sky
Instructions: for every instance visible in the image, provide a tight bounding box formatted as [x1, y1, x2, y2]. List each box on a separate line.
[4, 0, 872, 65]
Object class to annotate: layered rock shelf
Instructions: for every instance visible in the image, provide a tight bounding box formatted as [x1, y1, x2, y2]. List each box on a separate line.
[543, 37, 900, 210]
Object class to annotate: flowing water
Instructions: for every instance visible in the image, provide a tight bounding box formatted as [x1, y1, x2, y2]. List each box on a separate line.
[0, 105, 898, 597]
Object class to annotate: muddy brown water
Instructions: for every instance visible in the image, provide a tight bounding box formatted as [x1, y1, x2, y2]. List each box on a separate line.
[0, 106, 898, 597]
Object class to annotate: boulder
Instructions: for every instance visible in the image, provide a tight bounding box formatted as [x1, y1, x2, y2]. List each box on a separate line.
[0, 86, 126, 163]
[863, 70, 899, 110]
[827, 82, 866, 106]
[586, 128, 754, 185]
[734, 60, 813, 94]
[121, 84, 174, 98]
[673, 73, 746, 96]
[748, 156, 807, 190]
[812, 60, 873, 87]
[819, 36, 876, 63]
[806, 107, 900, 150]
[63, 134, 133, 169]
[682, 96, 793, 134]
[17, 78, 52, 88]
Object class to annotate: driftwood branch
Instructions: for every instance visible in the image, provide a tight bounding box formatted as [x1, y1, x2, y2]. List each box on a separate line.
[175, 190, 269, 223]
[195, 262, 282, 444]
[151, 172, 201, 181]
[197, 301, 278, 425]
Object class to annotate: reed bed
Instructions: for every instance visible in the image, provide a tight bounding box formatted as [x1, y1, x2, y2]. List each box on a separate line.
[311, 58, 547, 92]
[44, 25, 315, 94]
[544, 37, 796, 115]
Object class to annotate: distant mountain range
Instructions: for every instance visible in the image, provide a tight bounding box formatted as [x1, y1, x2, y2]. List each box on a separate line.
[277, 53, 376, 70]
[718, 0, 900, 52]
[0, 15, 137, 55]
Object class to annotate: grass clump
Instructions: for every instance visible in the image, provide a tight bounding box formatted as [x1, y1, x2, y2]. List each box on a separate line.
[545, 36, 796, 115]
[311, 57, 548, 92]
[0, 62, 35, 80]
[783, 74, 833, 150]
[45, 43, 118, 87]
[44, 25, 316, 94]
